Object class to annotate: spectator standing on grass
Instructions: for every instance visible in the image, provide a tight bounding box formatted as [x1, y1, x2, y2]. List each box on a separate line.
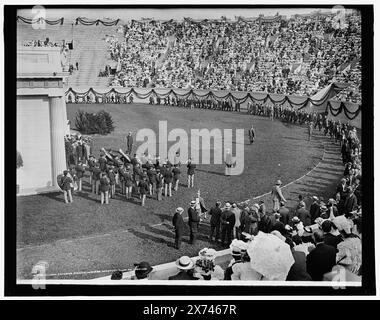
[242, 205, 259, 236]
[187, 158, 196, 188]
[61, 170, 73, 204]
[208, 201, 222, 243]
[126, 132, 133, 155]
[296, 201, 311, 226]
[231, 203, 242, 240]
[76, 61, 79, 70]
[309, 196, 320, 223]
[188, 200, 200, 245]
[99, 173, 110, 205]
[308, 121, 313, 141]
[172, 207, 185, 250]
[344, 186, 358, 215]
[220, 202, 236, 247]
[278, 201, 290, 225]
[271, 180, 286, 212]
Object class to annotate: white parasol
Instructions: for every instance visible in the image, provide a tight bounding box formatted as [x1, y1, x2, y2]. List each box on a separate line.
[247, 231, 295, 281]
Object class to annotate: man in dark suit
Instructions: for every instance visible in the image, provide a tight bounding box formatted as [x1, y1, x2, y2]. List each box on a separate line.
[309, 196, 320, 223]
[126, 132, 133, 155]
[208, 201, 222, 243]
[344, 187, 358, 215]
[248, 125, 255, 144]
[296, 201, 311, 226]
[278, 201, 290, 225]
[306, 230, 336, 281]
[220, 203, 236, 247]
[169, 256, 198, 280]
[188, 200, 200, 244]
[321, 220, 343, 252]
[172, 207, 185, 249]
[287, 247, 312, 281]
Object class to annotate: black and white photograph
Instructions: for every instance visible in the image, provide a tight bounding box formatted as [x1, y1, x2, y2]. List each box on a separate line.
[2, 1, 376, 299]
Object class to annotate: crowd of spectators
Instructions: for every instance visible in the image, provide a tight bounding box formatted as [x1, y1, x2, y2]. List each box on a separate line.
[23, 37, 64, 48]
[108, 12, 361, 103]
[106, 117, 361, 282]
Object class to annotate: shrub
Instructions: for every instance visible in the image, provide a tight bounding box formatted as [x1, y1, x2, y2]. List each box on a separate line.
[17, 150, 23, 169]
[75, 110, 115, 135]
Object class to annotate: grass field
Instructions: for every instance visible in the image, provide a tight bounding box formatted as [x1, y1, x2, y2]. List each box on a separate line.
[17, 103, 334, 279]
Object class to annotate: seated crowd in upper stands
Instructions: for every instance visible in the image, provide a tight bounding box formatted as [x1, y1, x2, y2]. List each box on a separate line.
[107, 12, 361, 103]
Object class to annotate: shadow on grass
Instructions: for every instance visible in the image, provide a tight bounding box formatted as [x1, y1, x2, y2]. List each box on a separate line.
[38, 192, 66, 203]
[142, 223, 178, 239]
[154, 213, 172, 222]
[73, 191, 102, 203]
[196, 168, 226, 176]
[127, 228, 174, 247]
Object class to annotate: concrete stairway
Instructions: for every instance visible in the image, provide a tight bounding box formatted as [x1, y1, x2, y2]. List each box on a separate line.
[17, 22, 123, 88]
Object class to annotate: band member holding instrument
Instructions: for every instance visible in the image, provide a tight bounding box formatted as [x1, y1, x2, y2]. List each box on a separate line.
[99, 173, 110, 205]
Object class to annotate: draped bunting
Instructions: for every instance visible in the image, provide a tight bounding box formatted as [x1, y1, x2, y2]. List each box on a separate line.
[65, 86, 361, 119]
[17, 16, 64, 25]
[327, 101, 361, 120]
[75, 17, 120, 26]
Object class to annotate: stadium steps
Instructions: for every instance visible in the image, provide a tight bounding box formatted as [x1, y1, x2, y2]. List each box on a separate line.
[17, 22, 121, 87]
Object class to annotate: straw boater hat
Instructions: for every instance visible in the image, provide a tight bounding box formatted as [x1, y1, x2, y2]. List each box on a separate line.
[276, 180, 282, 185]
[224, 202, 231, 209]
[312, 196, 319, 201]
[175, 256, 194, 270]
[176, 207, 184, 214]
[190, 200, 196, 206]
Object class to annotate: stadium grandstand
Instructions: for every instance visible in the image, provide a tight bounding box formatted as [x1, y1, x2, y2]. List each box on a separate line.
[16, 8, 363, 284]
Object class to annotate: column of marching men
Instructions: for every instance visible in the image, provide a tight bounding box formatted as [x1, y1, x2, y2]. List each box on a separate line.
[59, 133, 197, 206]
[67, 91, 355, 143]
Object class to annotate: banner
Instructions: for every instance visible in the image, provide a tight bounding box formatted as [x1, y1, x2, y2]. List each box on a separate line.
[75, 17, 120, 26]
[17, 16, 64, 25]
[64, 84, 361, 120]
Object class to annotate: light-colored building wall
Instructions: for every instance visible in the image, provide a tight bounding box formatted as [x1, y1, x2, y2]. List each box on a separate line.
[17, 96, 53, 191]
[17, 47, 69, 195]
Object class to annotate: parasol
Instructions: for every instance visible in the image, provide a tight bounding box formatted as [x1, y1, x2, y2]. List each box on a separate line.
[247, 231, 294, 280]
